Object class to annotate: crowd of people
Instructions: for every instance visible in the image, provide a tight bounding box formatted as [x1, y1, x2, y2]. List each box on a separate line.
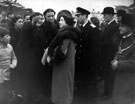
[0, 5, 134, 104]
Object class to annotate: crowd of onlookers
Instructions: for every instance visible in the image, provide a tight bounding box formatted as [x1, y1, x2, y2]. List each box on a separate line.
[0, 6, 134, 104]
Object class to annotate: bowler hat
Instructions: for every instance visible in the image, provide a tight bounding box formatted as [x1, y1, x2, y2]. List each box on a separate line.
[120, 13, 135, 29]
[102, 7, 116, 14]
[75, 7, 90, 15]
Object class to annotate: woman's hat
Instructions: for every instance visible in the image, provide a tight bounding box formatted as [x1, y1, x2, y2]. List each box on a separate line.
[57, 10, 74, 26]
[102, 7, 116, 14]
[120, 13, 135, 29]
[117, 9, 126, 17]
[57, 10, 73, 19]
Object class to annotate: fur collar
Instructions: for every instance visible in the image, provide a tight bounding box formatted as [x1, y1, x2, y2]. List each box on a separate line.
[57, 26, 79, 43]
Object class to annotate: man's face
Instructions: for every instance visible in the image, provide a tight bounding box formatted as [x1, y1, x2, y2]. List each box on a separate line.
[75, 14, 85, 25]
[24, 15, 30, 23]
[103, 14, 112, 23]
[45, 12, 55, 23]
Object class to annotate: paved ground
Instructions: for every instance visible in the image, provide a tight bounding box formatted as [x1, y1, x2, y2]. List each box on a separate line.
[0, 80, 113, 104]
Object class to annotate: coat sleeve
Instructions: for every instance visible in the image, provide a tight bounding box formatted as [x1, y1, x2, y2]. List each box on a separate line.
[61, 39, 71, 55]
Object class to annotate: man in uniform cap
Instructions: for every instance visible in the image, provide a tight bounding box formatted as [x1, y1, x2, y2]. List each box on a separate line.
[75, 7, 98, 98]
[75, 7, 90, 15]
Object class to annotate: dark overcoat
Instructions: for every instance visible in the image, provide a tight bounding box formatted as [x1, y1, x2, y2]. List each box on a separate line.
[41, 21, 59, 49]
[75, 21, 96, 81]
[100, 20, 121, 97]
[15, 23, 45, 93]
[100, 20, 121, 63]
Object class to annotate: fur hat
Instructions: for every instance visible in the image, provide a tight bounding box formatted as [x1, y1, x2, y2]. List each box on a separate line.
[120, 13, 135, 29]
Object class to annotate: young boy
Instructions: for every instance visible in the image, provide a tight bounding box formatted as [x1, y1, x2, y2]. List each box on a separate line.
[0, 27, 17, 103]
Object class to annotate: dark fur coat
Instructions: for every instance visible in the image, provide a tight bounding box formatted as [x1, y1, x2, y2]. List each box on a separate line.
[47, 26, 79, 58]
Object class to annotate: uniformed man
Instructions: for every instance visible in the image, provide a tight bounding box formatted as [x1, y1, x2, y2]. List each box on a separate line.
[75, 7, 97, 86]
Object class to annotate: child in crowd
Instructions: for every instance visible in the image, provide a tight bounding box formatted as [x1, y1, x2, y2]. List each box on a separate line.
[0, 27, 17, 83]
[0, 27, 17, 103]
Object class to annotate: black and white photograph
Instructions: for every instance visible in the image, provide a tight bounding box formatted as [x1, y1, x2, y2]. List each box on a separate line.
[0, 0, 134, 104]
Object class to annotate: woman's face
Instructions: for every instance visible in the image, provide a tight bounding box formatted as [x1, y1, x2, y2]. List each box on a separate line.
[119, 24, 131, 35]
[35, 15, 44, 27]
[14, 18, 23, 29]
[59, 16, 67, 28]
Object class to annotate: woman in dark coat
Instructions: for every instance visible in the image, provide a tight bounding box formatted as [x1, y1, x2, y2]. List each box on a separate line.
[47, 10, 78, 104]
[15, 12, 45, 100]
[111, 14, 135, 104]
[9, 16, 23, 51]
[8, 16, 23, 93]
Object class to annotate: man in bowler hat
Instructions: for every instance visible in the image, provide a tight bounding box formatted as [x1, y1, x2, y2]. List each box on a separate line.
[100, 7, 121, 99]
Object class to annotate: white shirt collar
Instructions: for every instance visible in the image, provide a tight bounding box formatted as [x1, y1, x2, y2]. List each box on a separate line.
[108, 19, 115, 25]
[82, 20, 89, 27]
[90, 23, 96, 28]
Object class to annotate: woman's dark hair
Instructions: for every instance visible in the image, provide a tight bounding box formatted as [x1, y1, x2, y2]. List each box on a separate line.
[9, 16, 23, 28]
[24, 14, 31, 19]
[30, 12, 43, 21]
[43, 8, 55, 16]
[57, 10, 74, 26]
